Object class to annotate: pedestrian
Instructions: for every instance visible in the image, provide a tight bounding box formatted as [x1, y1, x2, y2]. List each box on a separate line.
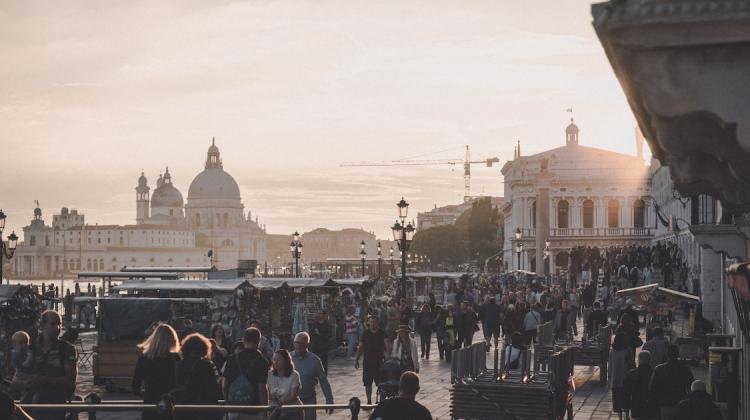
[308, 312, 332, 373]
[478, 295, 500, 352]
[622, 350, 658, 420]
[355, 315, 387, 404]
[386, 300, 400, 338]
[674, 380, 722, 420]
[416, 304, 433, 359]
[174, 333, 221, 420]
[132, 324, 181, 420]
[223, 327, 269, 420]
[390, 325, 419, 373]
[542, 302, 557, 324]
[27, 310, 77, 420]
[369, 371, 432, 420]
[432, 306, 447, 360]
[649, 345, 694, 420]
[609, 331, 632, 420]
[459, 301, 478, 348]
[267, 349, 303, 420]
[345, 306, 360, 359]
[250, 321, 275, 362]
[503, 331, 526, 371]
[522, 303, 542, 347]
[586, 301, 608, 338]
[641, 327, 669, 367]
[9, 331, 34, 399]
[442, 306, 457, 363]
[399, 299, 414, 330]
[292, 332, 334, 420]
[555, 300, 576, 341]
[210, 324, 230, 373]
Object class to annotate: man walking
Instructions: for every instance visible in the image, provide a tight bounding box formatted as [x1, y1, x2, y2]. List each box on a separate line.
[222, 327, 269, 420]
[478, 295, 500, 352]
[649, 345, 693, 420]
[641, 327, 669, 367]
[622, 350, 658, 420]
[355, 315, 387, 404]
[370, 371, 432, 420]
[309, 311, 333, 372]
[674, 380, 722, 420]
[292, 332, 334, 420]
[28, 310, 77, 420]
[459, 301, 478, 348]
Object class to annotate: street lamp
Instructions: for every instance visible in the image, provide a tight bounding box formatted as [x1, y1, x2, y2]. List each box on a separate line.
[290, 231, 303, 278]
[389, 246, 394, 275]
[391, 198, 415, 297]
[0, 210, 19, 284]
[514, 227, 522, 240]
[360, 240, 367, 277]
[544, 239, 551, 276]
[377, 241, 382, 279]
[515, 242, 524, 270]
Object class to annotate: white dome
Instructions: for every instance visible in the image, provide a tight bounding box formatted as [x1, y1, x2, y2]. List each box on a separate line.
[188, 168, 241, 200]
[152, 183, 184, 208]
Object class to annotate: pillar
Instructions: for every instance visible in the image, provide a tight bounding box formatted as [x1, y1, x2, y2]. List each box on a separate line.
[535, 171, 551, 275]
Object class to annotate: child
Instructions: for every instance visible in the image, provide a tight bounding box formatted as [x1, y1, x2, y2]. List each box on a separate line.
[10, 331, 34, 398]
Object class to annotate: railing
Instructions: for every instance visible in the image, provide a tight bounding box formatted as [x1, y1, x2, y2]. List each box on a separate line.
[14, 399, 373, 420]
[451, 342, 487, 383]
[548, 227, 652, 237]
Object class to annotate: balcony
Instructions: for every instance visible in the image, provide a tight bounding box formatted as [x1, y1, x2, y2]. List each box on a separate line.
[518, 227, 652, 239]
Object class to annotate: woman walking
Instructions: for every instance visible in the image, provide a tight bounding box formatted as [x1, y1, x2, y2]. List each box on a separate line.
[267, 349, 303, 420]
[132, 324, 181, 420]
[174, 333, 221, 420]
[390, 325, 419, 373]
[416, 304, 433, 359]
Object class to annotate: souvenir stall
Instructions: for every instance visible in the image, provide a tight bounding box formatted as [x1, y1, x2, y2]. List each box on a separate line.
[405, 272, 472, 306]
[92, 279, 255, 391]
[0, 285, 44, 378]
[617, 283, 703, 360]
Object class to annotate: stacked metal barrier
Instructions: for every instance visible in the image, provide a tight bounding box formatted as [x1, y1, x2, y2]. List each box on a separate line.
[534, 324, 612, 384]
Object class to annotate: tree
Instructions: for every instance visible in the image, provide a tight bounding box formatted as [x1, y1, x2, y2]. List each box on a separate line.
[411, 224, 466, 267]
[465, 197, 502, 262]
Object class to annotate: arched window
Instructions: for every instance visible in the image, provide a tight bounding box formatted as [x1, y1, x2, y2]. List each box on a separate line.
[608, 199, 620, 228]
[195, 213, 201, 228]
[583, 200, 594, 228]
[223, 213, 229, 228]
[557, 200, 569, 228]
[531, 201, 537, 229]
[633, 199, 645, 228]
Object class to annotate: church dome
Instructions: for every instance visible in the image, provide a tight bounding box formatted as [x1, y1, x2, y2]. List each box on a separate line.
[151, 168, 184, 207]
[187, 139, 242, 201]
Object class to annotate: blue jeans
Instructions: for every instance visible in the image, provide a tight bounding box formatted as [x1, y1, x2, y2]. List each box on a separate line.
[347, 332, 358, 357]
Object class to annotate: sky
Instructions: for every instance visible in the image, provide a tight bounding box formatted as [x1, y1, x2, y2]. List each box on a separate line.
[0, 0, 644, 239]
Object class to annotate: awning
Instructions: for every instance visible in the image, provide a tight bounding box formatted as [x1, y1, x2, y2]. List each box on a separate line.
[406, 272, 471, 279]
[120, 266, 214, 273]
[617, 283, 700, 303]
[113, 279, 249, 292]
[77, 271, 180, 279]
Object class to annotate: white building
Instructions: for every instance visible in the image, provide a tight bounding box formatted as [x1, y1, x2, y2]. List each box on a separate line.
[11, 139, 267, 277]
[502, 120, 652, 273]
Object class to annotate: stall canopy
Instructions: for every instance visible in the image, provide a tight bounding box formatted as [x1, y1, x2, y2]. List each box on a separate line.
[77, 271, 180, 280]
[247, 277, 337, 290]
[113, 279, 249, 292]
[333, 277, 370, 286]
[120, 266, 214, 273]
[406, 272, 470, 279]
[617, 283, 701, 305]
[0, 285, 23, 304]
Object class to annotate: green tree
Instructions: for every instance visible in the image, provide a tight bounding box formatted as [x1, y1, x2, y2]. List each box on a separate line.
[465, 197, 502, 262]
[411, 224, 466, 266]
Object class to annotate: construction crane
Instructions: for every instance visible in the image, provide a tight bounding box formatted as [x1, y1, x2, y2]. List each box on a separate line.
[341, 145, 500, 202]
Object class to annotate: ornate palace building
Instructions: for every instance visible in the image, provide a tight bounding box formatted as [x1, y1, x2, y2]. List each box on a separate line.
[11, 140, 267, 277]
[502, 120, 652, 273]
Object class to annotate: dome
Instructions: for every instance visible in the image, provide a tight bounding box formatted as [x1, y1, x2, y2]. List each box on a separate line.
[151, 183, 184, 208]
[187, 139, 242, 201]
[188, 168, 241, 200]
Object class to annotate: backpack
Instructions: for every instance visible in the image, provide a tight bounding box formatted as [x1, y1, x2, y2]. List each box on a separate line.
[227, 354, 259, 405]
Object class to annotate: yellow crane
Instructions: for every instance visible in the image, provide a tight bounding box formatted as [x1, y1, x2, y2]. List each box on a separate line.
[341, 145, 499, 202]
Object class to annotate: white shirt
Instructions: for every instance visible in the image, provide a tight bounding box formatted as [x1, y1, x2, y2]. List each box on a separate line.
[267, 369, 302, 405]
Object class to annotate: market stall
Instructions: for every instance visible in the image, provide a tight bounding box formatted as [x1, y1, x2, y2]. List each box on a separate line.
[617, 283, 703, 360]
[0, 285, 45, 379]
[405, 272, 472, 305]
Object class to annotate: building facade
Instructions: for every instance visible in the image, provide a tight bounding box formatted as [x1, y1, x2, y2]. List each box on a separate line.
[417, 196, 504, 231]
[11, 139, 267, 277]
[502, 121, 653, 273]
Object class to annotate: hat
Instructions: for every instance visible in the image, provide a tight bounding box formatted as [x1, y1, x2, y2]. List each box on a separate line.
[396, 324, 412, 333]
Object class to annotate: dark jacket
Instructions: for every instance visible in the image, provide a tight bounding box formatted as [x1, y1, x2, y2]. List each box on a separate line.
[587, 309, 608, 336]
[310, 320, 332, 354]
[674, 390, 722, 420]
[649, 360, 694, 407]
[622, 364, 657, 418]
[416, 312, 434, 335]
[478, 302, 500, 330]
[174, 356, 220, 420]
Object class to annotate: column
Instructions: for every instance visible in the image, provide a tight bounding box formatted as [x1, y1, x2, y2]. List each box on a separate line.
[535, 173, 551, 275]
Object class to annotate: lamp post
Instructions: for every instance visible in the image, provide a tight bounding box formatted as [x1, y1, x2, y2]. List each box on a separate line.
[0, 210, 19, 284]
[389, 246, 394, 275]
[514, 227, 522, 270]
[544, 239, 551, 277]
[360, 240, 367, 277]
[290, 231, 303, 278]
[377, 242, 383, 279]
[391, 197, 415, 298]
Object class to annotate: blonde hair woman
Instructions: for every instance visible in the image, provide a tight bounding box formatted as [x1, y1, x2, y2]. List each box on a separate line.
[132, 324, 181, 420]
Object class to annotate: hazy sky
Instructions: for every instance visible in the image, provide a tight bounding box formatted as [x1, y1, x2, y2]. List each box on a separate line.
[0, 0, 643, 239]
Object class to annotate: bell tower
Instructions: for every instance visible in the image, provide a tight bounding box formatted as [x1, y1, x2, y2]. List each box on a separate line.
[565, 118, 579, 145]
[136, 171, 150, 224]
